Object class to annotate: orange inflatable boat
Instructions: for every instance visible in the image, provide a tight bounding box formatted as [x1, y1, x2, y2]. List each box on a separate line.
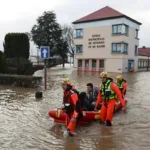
[48, 100, 127, 125]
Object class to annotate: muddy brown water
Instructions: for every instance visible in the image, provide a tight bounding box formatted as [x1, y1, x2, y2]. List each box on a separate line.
[0, 65, 150, 150]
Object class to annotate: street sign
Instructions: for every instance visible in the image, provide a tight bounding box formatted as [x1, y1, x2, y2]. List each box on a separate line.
[39, 46, 50, 90]
[40, 46, 50, 59]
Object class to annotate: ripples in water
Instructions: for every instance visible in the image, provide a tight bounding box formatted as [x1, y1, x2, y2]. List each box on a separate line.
[0, 66, 150, 149]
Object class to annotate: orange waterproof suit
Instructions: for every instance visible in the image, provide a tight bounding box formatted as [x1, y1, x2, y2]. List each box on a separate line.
[63, 90, 82, 134]
[95, 79, 125, 125]
[116, 79, 128, 98]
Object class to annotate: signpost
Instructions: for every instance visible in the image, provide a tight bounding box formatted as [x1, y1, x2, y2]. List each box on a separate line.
[40, 46, 50, 90]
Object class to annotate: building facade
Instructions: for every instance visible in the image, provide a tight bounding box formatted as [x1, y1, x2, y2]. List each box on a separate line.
[138, 47, 150, 71]
[73, 6, 142, 73]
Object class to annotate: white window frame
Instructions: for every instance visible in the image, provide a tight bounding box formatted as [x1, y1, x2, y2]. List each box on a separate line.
[76, 45, 83, 54]
[112, 43, 128, 53]
[112, 24, 128, 35]
[75, 29, 83, 38]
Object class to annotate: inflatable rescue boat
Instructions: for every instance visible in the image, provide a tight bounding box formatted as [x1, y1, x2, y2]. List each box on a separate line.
[48, 100, 127, 125]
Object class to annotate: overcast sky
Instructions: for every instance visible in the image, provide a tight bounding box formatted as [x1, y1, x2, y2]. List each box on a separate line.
[0, 0, 150, 55]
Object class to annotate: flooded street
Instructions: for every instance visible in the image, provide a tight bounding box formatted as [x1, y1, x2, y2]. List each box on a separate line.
[0, 65, 150, 150]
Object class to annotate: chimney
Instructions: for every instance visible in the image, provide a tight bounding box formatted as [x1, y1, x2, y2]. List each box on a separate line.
[143, 46, 146, 48]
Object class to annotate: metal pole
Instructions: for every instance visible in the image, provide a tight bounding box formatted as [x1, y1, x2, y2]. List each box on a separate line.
[37, 47, 38, 65]
[37, 47, 39, 65]
[44, 59, 47, 90]
[148, 56, 149, 71]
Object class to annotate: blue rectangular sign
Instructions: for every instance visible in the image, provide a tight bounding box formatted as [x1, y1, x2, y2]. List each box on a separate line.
[40, 46, 50, 59]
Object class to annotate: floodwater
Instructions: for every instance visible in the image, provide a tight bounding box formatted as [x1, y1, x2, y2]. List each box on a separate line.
[0, 64, 150, 150]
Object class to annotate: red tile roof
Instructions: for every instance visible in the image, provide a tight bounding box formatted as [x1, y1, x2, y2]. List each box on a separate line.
[138, 47, 150, 56]
[73, 6, 141, 25]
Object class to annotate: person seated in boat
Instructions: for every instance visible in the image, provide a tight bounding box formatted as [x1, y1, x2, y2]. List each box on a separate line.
[116, 75, 128, 99]
[83, 83, 98, 111]
[95, 72, 126, 126]
[61, 78, 82, 137]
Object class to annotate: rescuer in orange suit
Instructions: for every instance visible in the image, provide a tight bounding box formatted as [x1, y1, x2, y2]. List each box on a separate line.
[95, 72, 126, 126]
[61, 78, 82, 137]
[116, 75, 128, 99]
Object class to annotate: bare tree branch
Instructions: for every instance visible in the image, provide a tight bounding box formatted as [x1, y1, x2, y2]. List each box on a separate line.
[61, 25, 75, 61]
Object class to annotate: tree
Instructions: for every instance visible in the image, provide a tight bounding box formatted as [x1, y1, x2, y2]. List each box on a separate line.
[3, 33, 30, 59]
[62, 25, 75, 62]
[55, 38, 69, 68]
[31, 11, 62, 56]
[0, 51, 6, 73]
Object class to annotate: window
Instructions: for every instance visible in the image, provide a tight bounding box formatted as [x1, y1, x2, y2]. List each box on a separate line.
[142, 61, 144, 67]
[99, 60, 104, 68]
[135, 29, 138, 39]
[141, 61, 143, 67]
[76, 29, 83, 38]
[112, 43, 128, 53]
[78, 59, 82, 68]
[92, 60, 96, 68]
[144, 61, 147, 67]
[117, 44, 121, 51]
[85, 60, 89, 68]
[124, 44, 128, 53]
[135, 46, 138, 56]
[138, 61, 140, 68]
[139, 60, 148, 68]
[112, 25, 117, 33]
[118, 25, 122, 33]
[76, 45, 83, 54]
[112, 24, 128, 35]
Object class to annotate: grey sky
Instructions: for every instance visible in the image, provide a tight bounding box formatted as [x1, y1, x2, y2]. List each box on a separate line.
[0, 0, 150, 55]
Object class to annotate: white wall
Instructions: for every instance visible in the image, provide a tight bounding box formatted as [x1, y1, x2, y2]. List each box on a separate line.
[73, 17, 141, 72]
[74, 17, 140, 30]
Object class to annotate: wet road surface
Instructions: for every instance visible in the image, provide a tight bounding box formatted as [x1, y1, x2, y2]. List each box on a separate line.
[0, 65, 150, 150]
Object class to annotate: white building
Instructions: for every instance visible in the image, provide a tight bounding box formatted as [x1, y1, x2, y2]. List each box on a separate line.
[72, 6, 142, 73]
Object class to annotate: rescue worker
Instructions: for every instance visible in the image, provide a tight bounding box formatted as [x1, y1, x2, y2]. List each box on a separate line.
[83, 83, 98, 111]
[61, 78, 82, 137]
[116, 75, 128, 98]
[95, 72, 126, 126]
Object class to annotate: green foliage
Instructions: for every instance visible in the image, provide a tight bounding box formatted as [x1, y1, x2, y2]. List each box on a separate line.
[31, 11, 62, 56]
[55, 39, 68, 58]
[31, 11, 69, 68]
[0, 74, 42, 88]
[33, 65, 44, 72]
[0, 51, 7, 73]
[4, 33, 30, 59]
[6, 58, 34, 75]
[55, 39, 69, 68]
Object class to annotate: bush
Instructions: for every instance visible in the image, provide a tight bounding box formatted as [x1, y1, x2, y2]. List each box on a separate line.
[33, 65, 44, 72]
[4, 33, 30, 59]
[6, 57, 34, 75]
[0, 51, 7, 73]
[0, 74, 42, 88]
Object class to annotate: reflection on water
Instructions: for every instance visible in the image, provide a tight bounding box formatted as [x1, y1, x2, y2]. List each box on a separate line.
[0, 65, 150, 150]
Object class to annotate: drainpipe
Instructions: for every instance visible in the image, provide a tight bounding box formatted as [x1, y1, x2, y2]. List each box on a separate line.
[148, 56, 149, 71]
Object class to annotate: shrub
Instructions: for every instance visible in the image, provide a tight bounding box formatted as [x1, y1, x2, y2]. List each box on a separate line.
[0, 51, 7, 73]
[4, 33, 30, 59]
[6, 57, 34, 75]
